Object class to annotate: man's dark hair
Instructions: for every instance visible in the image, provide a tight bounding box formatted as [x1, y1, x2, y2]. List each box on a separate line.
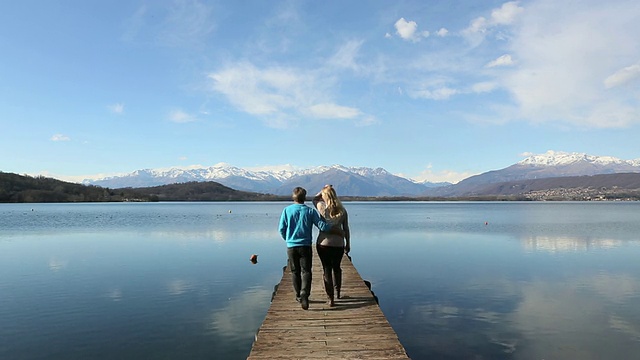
[292, 187, 307, 203]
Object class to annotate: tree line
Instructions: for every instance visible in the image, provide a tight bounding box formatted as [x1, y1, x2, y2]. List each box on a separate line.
[0, 172, 286, 203]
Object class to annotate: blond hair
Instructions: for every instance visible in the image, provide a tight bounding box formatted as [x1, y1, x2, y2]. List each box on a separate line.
[321, 185, 345, 219]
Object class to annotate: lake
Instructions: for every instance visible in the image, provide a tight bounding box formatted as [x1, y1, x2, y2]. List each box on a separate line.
[1, 202, 640, 359]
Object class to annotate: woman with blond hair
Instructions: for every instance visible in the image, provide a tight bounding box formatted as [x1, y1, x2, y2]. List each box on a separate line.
[313, 185, 350, 307]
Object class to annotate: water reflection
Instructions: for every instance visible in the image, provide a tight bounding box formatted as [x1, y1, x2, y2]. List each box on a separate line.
[3, 202, 640, 360]
[398, 269, 640, 359]
[207, 287, 271, 340]
[48, 257, 68, 271]
[522, 236, 625, 252]
[167, 279, 194, 295]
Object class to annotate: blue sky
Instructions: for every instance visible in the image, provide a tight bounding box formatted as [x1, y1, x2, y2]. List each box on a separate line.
[1, 0, 639, 184]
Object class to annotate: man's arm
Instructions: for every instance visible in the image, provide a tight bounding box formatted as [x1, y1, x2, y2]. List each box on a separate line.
[312, 209, 345, 237]
[278, 209, 288, 240]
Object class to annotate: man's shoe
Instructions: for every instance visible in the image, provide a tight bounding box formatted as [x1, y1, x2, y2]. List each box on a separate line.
[300, 296, 309, 310]
[295, 296, 301, 303]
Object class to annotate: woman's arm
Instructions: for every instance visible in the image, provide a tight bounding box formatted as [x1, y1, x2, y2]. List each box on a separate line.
[312, 192, 323, 209]
[343, 212, 351, 254]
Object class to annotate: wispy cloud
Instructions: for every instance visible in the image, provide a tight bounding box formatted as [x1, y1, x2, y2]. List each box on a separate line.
[409, 86, 458, 100]
[124, 0, 215, 48]
[500, 0, 640, 127]
[486, 54, 514, 68]
[327, 40, 364, 72]
[604, 62, 640, 89]
[401, 0, 640, 129]
[51, 134, 70, 142]
[208, 61, 370, 127]
[168, 109, 197, 123]
[436, 28, 449, 37]
[408, 164, 476, 184]
[108, 103, 125, 114]
[461, 1, 524, 46]
[307, 103, 361, 119]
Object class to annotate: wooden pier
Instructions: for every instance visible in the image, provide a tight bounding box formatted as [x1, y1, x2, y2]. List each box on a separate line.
[247, 250, 410, 359]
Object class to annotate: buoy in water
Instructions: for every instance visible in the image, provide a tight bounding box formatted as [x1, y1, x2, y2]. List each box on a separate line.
[250, 254, 258, 264]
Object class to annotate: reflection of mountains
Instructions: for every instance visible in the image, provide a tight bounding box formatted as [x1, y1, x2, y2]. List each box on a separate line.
[522, 236, 623, 252]
[148, 228, 275, 243]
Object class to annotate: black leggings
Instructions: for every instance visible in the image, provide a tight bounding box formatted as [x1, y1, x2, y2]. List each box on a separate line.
[316, 244, 344, 299]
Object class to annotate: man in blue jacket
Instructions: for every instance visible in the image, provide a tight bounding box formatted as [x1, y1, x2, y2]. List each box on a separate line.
[279, 187, 335, 310]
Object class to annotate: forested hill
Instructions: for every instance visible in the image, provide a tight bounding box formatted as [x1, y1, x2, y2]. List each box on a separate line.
[131, 182, 285, 201]
[0, 172, 285, 203]
[0, 172, 116, 202]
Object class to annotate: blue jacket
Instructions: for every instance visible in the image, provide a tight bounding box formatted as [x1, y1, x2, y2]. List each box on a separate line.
[279, 203, 331, 247]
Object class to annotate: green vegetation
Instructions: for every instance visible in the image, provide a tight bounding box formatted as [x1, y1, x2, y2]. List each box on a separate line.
[0, 172, 286, 203]
[2, 171, 639, 203]
[0, 172, 119, 202]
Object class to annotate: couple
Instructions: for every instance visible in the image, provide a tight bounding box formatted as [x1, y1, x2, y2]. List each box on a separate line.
[278, 185, 351, 310]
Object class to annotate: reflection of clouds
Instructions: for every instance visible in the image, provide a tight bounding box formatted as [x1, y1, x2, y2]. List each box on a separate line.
[404, 271, 640, 359]
[167, 279, 193, 295]
[508, 274, 640, 360]
[106, 288, 122, 301]
[48, 257, 68, 271]
[522, 236, 623, 253]
[207, 287, 271, 339]
[609, 315, 640, 342]
[412, 304, 460, 319]
[149, 228, 275, 244]
[587, 273, 639, 304]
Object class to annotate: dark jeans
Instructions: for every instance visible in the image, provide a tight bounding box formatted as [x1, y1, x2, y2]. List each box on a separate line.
[316, 244, 344, 300]
[287, 246, 312, 299]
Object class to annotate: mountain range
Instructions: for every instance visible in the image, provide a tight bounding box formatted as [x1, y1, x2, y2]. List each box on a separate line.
[84, 151, 640, 197]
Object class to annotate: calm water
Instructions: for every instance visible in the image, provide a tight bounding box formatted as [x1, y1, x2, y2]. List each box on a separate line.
[1, 202, 640, 360]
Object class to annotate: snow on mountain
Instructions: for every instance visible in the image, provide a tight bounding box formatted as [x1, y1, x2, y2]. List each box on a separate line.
[519, 150, 633, 167]
[83, 151, 640, 196]
[427, 150, 640, 197]
[83, 163, 440, 196]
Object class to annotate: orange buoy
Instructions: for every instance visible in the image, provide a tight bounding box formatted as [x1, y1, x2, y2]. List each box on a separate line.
[250, 254, 258, 264]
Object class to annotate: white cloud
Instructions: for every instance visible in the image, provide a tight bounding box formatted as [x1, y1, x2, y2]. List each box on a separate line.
[308, 103, 361, 119]
[408, 84, 459, 100]
[462, 1, 523, 45]
[169, 109, 197, 123]
[208, 62, 368, 126]
[486, 54, 514, 68]
[436, 28, 449, 37]
[501, 0, 640, 128]
[409, 165, 476, 184]
[108, 103, 124, 114]
[124, 0, 215, 48]
[464, 16, 488, 35]
[471, 81, 499, 93]
[604, 62, 640, 89]
[394, 18, 429, 42]
[491, 1, 524, 25]
[51, 134, 70, 142]
[328, 40, 364, 72]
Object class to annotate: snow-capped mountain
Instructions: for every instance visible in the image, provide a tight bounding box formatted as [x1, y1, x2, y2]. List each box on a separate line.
[84, 151, 640, 197]
[84, 164, 446, 196]
[519, 150, 638, 168]
[426, 151, 640, 197]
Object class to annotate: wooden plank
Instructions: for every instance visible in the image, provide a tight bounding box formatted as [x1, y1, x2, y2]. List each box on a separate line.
[247, 249, 411, 359]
